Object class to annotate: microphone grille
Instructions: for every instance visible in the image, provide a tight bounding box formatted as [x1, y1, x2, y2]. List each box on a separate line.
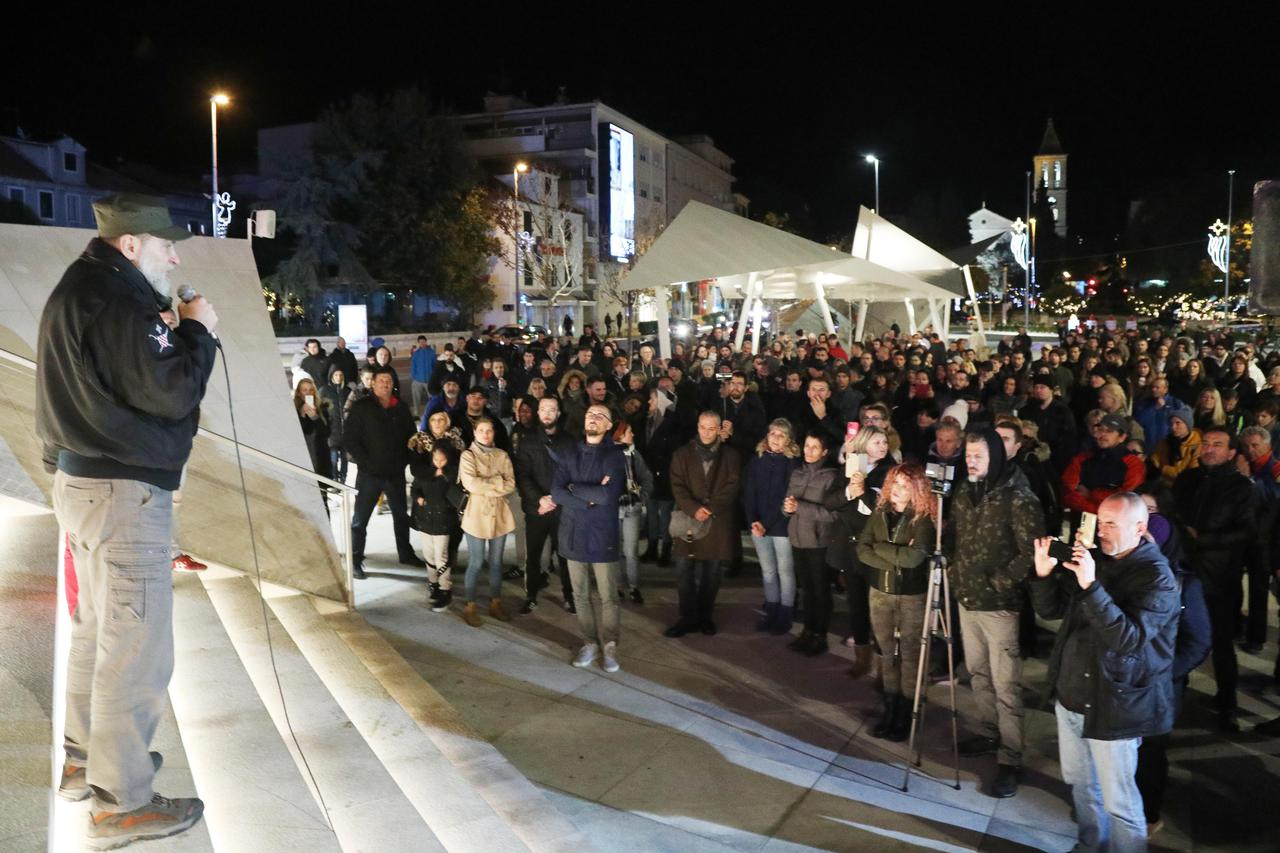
[176, 285, 197, 303]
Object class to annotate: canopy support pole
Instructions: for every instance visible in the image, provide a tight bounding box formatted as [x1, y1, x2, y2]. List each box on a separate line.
[733, 273, 757, 352]
[655, 285, 672, 359]
[904, 298, 918, 335]
[813, 278, 836, 336]
[927, 299, 943, 336]
[750, 297, 763, 354]
[855, 299, 869, 344]
[943, 299, 952, 340]
[963, 265, 985, 338]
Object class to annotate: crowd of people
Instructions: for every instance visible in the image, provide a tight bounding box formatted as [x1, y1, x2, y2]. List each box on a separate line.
[292, 316, 1280, 851]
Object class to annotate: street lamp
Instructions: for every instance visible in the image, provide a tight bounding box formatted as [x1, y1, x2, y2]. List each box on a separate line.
[209, 93, 234, 238]
[513, 162, 529, 324]
[864, 155, 880, 214]
[1224, 169, 1236, 310]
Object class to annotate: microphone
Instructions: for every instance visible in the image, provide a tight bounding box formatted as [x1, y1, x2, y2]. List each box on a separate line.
[176, 285, 222, 348]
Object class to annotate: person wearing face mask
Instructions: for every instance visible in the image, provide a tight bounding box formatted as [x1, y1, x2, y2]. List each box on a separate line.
[947, 430, 1042, 798]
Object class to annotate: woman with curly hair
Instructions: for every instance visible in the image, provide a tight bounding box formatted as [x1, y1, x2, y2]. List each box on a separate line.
[857, 462, 938, 741]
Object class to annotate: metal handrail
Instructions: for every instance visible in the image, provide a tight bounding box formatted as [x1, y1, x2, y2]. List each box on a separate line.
[0, 344, 358, 608]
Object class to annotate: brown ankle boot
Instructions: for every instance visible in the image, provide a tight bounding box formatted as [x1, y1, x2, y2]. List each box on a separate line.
[463, 602, 483, 627]
[489, 598, 511, 622]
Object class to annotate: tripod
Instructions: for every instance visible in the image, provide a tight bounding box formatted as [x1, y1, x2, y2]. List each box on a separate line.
[901, 491, 961, 792]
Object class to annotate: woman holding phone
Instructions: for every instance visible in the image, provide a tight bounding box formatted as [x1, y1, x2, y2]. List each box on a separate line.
[293, 378, 332, 479]
[828, 425, 894, 678]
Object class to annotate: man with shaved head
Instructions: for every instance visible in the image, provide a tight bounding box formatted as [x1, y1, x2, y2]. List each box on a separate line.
[1032, 492, 1180, 850]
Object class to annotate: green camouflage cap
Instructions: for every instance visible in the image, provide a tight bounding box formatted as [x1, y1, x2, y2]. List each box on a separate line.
[92, 193, 194, 241]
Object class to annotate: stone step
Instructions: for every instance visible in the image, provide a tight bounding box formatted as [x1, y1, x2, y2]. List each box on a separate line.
[261, 583, 534, 853]
[169, 572, 341, 853]
[200, 571, 446, 853]
[317, 599, 586, 853]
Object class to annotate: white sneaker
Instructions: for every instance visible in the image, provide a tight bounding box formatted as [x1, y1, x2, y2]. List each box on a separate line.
[572, 644, 598, 668]
[602, 641, 620, 673]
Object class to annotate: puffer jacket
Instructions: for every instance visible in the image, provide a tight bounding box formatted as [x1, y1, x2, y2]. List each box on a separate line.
[784, 460, 844, 548]
[948, 466, 1043, 611]
[1031, 539, 1181, 740]
[744, 451, 802, 537]
[1151, 429, 1200, 487]
[459, 443, 516, 539]
[858, 507, 935, 594]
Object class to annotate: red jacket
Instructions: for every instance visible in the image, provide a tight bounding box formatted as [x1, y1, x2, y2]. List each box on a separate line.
[1061, 447, 1146, 513]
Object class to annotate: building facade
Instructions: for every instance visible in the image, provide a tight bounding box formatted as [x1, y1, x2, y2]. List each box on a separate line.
[1, 134, 209, 235]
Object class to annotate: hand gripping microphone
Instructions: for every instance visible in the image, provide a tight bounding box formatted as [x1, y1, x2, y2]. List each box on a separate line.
[176, 285, 222, 349]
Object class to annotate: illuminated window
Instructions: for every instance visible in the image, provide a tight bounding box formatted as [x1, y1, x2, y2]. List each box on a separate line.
[1052, 208, 1059, 221]
[1041, 164, 1049, 187]
[1053, 161, 1062, 187]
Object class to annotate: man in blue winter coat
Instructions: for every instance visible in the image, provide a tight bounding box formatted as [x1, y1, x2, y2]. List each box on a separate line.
[552, 403, 628, 672]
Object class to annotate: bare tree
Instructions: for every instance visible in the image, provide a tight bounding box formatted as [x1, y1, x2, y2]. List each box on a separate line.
[492, 166, 584, 329]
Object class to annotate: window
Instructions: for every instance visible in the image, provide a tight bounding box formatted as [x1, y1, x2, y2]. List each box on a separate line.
[64, 152, 78, 172]
[522, 211, 533, 233]
[8, 187, 24, 206]
[38, 190, 54, 220]
[66, 194, 79, 224]
[1053, 160, 1062, 187]
[638, 144, 648, 163]
[1052, 208, 1059, 221]
[1041, 164, 1048, 187]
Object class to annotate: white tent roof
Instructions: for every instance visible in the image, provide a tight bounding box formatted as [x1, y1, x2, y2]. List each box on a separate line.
[620, 201, 958, 302]
[851, 206, 966, 295]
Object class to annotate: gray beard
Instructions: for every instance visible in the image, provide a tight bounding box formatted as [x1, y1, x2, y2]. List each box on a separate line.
[136, 257, 172, 301]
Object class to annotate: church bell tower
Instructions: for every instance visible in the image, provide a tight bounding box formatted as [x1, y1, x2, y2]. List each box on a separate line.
[1032, 118, 1068, 238]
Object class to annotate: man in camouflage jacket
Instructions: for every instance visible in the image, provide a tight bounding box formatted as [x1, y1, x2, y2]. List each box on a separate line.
[947, 430, 1043, 798]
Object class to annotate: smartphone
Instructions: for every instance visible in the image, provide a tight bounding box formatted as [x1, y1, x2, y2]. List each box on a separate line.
[1048, 538, 1074, 563]
[1078, 512, 1097, 549]
[846, 451, 869, 478]
[304, 394, 315, 407]
[846, 421, 860, 441]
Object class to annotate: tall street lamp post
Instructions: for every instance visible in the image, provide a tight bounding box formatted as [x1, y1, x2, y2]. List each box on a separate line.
[1027, 217, 1038, 328]
[513, 162, 528, 325]
[864, 155, 880, 214]
[209, 93, 231, 237]
[1225, 169, 1236, 309]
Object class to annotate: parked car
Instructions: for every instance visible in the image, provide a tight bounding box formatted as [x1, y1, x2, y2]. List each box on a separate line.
[493, 324, 552, 344]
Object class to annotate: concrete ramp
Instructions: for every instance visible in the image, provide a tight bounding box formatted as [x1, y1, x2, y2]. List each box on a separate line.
[0, 224, 344, 603]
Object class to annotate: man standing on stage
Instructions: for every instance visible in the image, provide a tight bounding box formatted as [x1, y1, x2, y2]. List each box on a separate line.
[37, 194, 216, 846]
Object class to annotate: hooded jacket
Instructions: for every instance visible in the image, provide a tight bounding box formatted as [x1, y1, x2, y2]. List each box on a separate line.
[948, 430, 1044, 611]
[36, 238, 217, 489]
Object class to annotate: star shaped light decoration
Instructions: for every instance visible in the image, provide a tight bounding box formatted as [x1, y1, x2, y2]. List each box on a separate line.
[1010, 217, 1028, 235]
[1208, 219, 1229, 237]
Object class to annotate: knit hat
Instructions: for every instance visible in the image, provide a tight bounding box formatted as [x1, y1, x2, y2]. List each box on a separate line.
[1167, 402, 1194, 430]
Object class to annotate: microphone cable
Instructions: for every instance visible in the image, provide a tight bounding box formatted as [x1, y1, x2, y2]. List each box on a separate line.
[212, 338, 334, 831]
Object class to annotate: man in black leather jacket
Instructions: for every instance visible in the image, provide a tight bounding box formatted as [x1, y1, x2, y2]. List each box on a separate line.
[1170, 426, 1257, 730]
[1033, 492, 1180, 853]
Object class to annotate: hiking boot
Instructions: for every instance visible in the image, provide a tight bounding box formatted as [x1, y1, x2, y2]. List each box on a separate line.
[572, 643, 599, 668]
[60, 753, 164, 803]
[519, 598, 538, 615]
[170, 553, 206, 572]
[431, 589, 452, 613]
[489, 599, 512, 622]
[991, 764, 1019, 798]
[463, 602, 483, 627]
[86, 793, 204, 850]
[602, 641, 620, 673]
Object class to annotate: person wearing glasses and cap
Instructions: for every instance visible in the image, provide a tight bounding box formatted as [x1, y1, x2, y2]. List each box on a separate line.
[37, 193, 217, 846]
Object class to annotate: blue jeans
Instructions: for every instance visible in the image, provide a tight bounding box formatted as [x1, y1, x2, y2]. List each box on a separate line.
[751, 534, 795, 606]
[619, 505, 644, 588]
[329, 449, 348, 485]
[645, 497, 673, 546]
[1055, 701, 1147, 852]
[464, 533, 506, 603]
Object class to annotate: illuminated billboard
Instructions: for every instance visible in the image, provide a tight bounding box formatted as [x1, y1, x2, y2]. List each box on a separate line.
[604, 123, 635, 260]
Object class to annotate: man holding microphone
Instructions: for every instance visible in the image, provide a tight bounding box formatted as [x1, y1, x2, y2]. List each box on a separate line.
[37, 194, 217, 848]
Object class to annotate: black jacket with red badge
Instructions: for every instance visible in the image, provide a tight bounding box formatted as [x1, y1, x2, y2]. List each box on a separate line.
[36, 239, 217, 490]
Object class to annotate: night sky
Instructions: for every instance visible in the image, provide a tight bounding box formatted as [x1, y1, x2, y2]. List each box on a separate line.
[6, 8, 1274, 255]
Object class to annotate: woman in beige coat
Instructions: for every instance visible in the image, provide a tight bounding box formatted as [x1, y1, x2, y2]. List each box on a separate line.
[459, 418, 516, 626]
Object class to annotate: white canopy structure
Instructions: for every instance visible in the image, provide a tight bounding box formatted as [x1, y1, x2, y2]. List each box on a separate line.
[620, 201, 968, 356]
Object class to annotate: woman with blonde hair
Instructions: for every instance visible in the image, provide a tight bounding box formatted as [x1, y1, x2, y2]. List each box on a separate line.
[857, 462, 938, 741]
[292, 377, 332, 479]
[744, 419, 802, 632]
[459, 417, 516, 626]
[1194, 387, 1226, 431]
[1098, 381, 1144, 445]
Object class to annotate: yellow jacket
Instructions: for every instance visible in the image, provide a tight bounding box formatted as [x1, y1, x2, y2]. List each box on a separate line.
[1152, 429, 1201, 486]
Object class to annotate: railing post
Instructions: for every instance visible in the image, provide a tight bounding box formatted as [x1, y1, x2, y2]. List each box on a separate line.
[341, 488, 354, 611]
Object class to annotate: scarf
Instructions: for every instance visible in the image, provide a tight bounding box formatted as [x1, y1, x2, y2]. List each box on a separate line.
[695, 438, 721, 464]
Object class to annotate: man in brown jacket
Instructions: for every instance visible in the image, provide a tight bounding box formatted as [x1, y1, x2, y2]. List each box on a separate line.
[665, 411, 743, 636]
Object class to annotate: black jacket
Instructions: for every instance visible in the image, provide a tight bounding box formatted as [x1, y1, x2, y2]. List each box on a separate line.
[343, 395, 415, 479]
[36, 239, 217, 489]
[328, 346, 359, 385]
[410, 465, 462, 536]
[1031, 540, 1181, 740]
[1171, 462, 1256, 589]
[514, 426, 574, 514]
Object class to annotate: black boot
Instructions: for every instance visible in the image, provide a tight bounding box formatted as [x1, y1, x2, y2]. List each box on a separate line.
[757, 602, 777, 632]
[871, 695, 897, 739]
[886, 695, 913, 742]
[788, 629, 814, 651]
[657, 542, 671, 568]
[803, 633, 829, 657]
